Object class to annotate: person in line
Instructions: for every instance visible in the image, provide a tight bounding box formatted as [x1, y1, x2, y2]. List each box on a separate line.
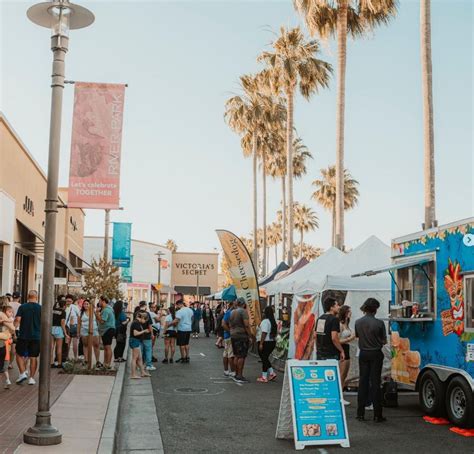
[51, 297, 69, 369]
[129, 311, 151, 379]
[63, 294, 80, 363]
[338, 305, 356, 404]
[137, 301, 155, 371]
[355, 298, 387, 423]
[229, 298, 252, 384]
[114, 301, 129, 363]
[162, 306, 177, 363]
[173, 296, 193, 363]
[95, 296, 116, 370]
[9, 292, 21, 368]
[315, 297, 345, 361]
[191, 301, 202, 339]
[257, 306, 278, 383]
[78, 299, 101, 368]
[14, 290, 41, 385]
[0, 299, 15, 389]
[221, 301, 235, 377]
[201, 302, 215, 338]
[148, 302, 160, 362]
[214, 303, 225, 348]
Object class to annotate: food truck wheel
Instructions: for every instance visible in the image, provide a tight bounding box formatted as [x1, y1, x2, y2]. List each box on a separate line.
[446, 377, 474, 428]
[419, 370, 446, 416]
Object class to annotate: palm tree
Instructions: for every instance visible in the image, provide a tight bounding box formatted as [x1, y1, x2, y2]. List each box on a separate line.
[267, 222, 283, 266]
[420, 0, 436, 228]
[294, 243, 323, 261]
[225, 74, 279, 268]
[165, 239, 177, 252]
[312, 165, 359, 246]
[293, 203, 319, 257]
[266, 134, 313, 261]
[259, 26, 332, 265]
[294, 0, 397, 250]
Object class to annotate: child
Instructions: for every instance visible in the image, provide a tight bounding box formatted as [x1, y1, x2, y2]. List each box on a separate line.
[0, 304, 15, 389]
[129, 312, 151, 379]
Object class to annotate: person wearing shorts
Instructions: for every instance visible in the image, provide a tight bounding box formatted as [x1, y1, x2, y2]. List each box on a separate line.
[173, 297, 193, 363]
[229, 298, 252, 384]
[51, 297, 69, 368]
[14, 290, 41, 385]
[162, 306, 177, 364]
[95, 296, 116, 369]
[221, 302, 235, 377]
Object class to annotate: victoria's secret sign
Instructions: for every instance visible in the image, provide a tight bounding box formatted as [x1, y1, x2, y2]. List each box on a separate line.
[171, 252, 219, 292]
[175, 262, 215, 276]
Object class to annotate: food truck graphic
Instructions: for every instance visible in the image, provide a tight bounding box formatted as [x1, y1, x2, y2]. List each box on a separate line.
[356, 218, 474, 427]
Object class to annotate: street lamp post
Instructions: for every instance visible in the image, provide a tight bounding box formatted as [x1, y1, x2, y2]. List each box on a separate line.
[155, 251, 165, 305]
[25, 0, 94, 446]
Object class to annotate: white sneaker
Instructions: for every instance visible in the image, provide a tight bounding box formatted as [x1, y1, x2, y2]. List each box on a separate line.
[145, 366, 156, 371]
[4, 379, 11, 389]
[365, 404, 374, 411]
[343, 399, 350, 406]
[16, 372, 28, 384]
[28, 377, 36, 385]
[224, 370, 230, 377]
[229, 371, 236, 378]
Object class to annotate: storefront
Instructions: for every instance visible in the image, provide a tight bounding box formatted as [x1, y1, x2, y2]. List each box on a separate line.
[0, 113, 85, 300]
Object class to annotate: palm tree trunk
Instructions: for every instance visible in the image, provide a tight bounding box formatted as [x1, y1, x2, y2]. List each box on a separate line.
[300, 230, 304, 259]
[262, 151, 267, 276]
[275, 244, 278, 265]
[252, 131, 259, 269]
[335, 1, 348, 251]
[286, 88, 295, 265]
[281, 176, 287, 262]
[331, 205, 336, 247]
[421, 0, 436, 229]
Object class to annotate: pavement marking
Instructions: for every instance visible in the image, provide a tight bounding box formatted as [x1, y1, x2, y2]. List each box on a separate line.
[156, 388, 225, 396]
[318, 449, 329, 454]
[210, 376, 232, 380]
[200, 352, 206, 357]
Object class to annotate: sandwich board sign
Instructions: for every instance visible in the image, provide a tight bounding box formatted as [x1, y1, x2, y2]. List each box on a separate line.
[275, 359, 350, 450]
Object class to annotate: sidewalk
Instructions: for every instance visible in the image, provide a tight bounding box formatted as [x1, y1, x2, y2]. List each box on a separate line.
[15, 375, 115, 454]
[0, 369, 73, 454]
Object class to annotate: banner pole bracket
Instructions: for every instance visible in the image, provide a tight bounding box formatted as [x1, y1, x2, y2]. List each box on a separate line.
[64, 80, 128, 87]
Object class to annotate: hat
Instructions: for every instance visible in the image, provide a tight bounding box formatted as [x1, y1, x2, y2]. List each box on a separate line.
[12, 291, 21, 299]
[236, 297, 246, 306]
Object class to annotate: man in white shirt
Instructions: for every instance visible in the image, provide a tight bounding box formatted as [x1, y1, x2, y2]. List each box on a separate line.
[172, 295, 194, 363]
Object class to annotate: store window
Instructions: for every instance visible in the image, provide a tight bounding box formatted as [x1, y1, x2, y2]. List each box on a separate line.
[465, 275, 474, 331]
[396, 261, 435, 313]
[14, 250, 29, 298]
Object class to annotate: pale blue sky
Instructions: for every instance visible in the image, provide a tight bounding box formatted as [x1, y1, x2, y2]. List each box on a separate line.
[1, 0, 472, 268]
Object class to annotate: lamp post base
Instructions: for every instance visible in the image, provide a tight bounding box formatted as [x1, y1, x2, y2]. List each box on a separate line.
[23, 412, 62, 446]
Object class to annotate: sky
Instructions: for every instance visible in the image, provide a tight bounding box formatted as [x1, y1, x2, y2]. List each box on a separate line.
[1, 0, 472, 269]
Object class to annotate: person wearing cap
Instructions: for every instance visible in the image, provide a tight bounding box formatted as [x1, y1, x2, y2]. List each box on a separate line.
[355, 298, 387, 423]
[229, 298, 252, 383]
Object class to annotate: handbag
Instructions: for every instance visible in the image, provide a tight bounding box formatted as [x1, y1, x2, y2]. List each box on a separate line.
[116, 326, 126, 343]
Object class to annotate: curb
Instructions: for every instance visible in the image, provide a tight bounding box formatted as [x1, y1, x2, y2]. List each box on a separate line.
[97, 348, 129, 454]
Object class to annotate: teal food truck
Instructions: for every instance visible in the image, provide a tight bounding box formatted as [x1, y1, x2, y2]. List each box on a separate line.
[355, 218, 474, 427]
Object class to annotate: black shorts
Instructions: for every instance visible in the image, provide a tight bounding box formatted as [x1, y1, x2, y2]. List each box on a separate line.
[16, 339, 40, 358]
[101, 328, 115, 346]
[0, 346, 6, 372]
[177, 331, 191, 346]
[166, 330, 177, 338]
[231, 338, 249, 358]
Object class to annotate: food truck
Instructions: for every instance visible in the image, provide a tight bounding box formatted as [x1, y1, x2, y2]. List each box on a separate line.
[355, 218, 474, 427]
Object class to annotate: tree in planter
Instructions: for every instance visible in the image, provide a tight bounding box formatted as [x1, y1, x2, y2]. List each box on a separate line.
[83, 257, 123, 301]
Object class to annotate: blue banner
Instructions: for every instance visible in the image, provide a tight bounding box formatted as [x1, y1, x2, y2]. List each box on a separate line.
[288, 360, 349, 449]
[121, 256, 133, 282]
[112, 222, 132, 267]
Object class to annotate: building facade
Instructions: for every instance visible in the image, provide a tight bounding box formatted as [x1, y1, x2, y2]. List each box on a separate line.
[0, 113, 85, 300]
[83, 236, 172, 306]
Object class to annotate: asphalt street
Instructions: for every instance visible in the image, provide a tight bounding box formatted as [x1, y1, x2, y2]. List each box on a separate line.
[150, 335, 473, 454]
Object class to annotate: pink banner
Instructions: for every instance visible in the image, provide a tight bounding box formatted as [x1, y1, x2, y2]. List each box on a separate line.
[68, 82, 126, 209]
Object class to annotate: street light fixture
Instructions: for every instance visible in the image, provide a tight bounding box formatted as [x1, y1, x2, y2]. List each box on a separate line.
[24, 0, 94, 446]
[155, 251, 165, 305]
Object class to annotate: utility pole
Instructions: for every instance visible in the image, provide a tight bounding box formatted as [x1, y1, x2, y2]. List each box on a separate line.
[103, 208, 110, 260]
[155, 251, 164, 305]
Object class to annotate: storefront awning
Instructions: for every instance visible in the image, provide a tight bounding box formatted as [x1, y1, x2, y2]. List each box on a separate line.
[55, 252, 80, 278]
[174, 286, 211, 296]
[351, 256, 433, 278]
[152, 284, 175, 294]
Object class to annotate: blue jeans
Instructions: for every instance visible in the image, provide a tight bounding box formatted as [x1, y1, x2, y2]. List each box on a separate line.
[141, 339, 152, 367]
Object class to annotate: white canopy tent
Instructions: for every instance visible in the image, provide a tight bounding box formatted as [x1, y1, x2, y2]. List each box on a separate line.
[263, 247, 345, 295]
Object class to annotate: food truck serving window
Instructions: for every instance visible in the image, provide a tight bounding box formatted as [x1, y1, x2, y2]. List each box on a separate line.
[395, 261, 435, 313]
[465, 275, 474, 331]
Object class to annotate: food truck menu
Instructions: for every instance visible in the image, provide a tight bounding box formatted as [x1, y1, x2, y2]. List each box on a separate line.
[287, 360, 350, 449]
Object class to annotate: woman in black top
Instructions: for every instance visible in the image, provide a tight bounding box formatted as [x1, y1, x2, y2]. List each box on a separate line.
[51, 298, 69, 368]
[201, 303, 215, 337]
[129, 311, 151, 379]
